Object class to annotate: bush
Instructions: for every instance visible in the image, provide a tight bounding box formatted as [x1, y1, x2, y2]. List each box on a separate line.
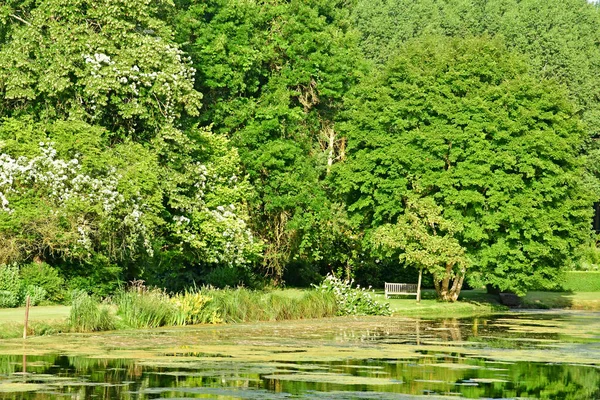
[0, 290, 19, 308]
[0, 264, 23, 307]
[64, 255, 123, 298]
[282, 261, 322, 287]
[20, 263, 65, 302]
[24, 285, 47, 306]
[203, 266, 244, 288]
[574, 244, 600, 271]
[563, 271, 600, 292]
[314, 274, 391, 316]
[69, 290, 115, 332]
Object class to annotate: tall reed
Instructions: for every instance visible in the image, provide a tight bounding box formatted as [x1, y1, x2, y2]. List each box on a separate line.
[114, 287, 177, 328]
[69, 291, 115, 332]
[199, 287, 337, 323]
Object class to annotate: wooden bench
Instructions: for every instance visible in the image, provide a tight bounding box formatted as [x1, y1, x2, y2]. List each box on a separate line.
[385, 282, 418, 299]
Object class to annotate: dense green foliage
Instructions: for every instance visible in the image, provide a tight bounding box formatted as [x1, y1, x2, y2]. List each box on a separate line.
[337, 36, 592, 296]
[19, 263, 64, 302]
[352, 0, 600, 134]
[0, 0, 598, 300]
[563, 271, 600, 292]
[352, 0, 600, 207]
[0, 0, 201, 139]
[174, 0, 363, 282]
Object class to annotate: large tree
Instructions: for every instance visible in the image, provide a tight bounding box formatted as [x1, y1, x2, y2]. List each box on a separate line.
[0, 0, 260, 291]
[0, 0, 202, 141]
[174, 0, 364, 282]
[352, 0, 600, 195]
[373, 194, 469, 302]
[336, 36, 593, 295]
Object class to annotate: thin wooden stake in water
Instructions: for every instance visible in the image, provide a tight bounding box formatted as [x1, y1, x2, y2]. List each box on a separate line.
[23, 295, 30, 339]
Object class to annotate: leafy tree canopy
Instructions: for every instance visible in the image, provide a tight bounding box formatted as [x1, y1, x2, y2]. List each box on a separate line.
[0, 0, 202, 141]
[352, 0, 600, 186]
[337, 36, 593, 295]
[174, 0, 363, 281]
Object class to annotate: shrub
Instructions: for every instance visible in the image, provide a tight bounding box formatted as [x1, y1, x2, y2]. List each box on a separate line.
[0, 264, 23, 307]
[20, 263, 65, 302]
[24, 285, 47, 306]
[314, 274, 391, 316]
[203, 266, 244, 288]
[69, 290, 115, 332]
[64, 255, 123, 298]
[563, 271, 600, 292]
[0, 290, 19, 308]
[574, 244, 600, 272]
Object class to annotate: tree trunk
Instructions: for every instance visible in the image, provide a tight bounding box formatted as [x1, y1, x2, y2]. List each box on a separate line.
[326, 124, 335, 175]
[435, 264, 466, 302]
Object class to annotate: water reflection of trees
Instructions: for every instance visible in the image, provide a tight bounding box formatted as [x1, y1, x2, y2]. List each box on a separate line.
[0, 353, 598, 399]
[0, 315, 598, 400]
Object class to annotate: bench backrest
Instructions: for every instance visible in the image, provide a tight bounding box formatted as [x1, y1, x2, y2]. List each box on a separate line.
[385, 282, 417, 293]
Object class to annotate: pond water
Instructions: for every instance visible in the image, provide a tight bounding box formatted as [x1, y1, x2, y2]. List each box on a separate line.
[0, 311, 599, 399]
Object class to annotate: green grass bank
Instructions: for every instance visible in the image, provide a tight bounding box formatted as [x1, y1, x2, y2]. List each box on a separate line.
[1, 287, 598, 339]
[563, 271, 600, 292]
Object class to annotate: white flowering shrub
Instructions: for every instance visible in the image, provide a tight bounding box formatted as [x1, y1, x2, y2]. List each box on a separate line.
[0, 0, 260, 292]
[0, 140, 154, 259]
[0, 264, 22, 307]
[0, 0, 202, 139]
[0, 119, 260, 286]
[314, 274, 391, 316]
[158, 127, 262, 268]
[0, 142, 123, 214]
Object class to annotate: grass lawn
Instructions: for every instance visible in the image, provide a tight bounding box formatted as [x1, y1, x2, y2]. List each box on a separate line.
[372, 289, 507, 318]
[0, 305, 70, 324]
[374, 288, 600, 317]
[520, 291, 600, 310]
[0, 305, 71, 339]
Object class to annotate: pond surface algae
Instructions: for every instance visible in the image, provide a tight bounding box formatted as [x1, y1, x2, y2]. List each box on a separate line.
[0, 312, 599, 399]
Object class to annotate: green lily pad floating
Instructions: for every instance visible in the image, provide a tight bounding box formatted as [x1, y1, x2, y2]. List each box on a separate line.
[429, 363, 482, 370]
[262, 372, 403, 386]
[467, 378, 510, 383]
[0, 382, 47, 392]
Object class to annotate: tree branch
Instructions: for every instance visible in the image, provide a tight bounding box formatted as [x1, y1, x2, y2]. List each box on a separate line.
[10, 14, 31, 26]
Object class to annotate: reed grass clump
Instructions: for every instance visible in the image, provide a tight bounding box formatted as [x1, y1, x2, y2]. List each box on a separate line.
[200, 287, 337, 323]
[69, 290, 115, 332]
[63, 284, 339, 334]
[114, 287, 177, 328]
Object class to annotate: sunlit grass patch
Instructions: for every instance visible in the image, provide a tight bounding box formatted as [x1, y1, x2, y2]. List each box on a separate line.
[371, 289, 507, 318]
[520, 291, 600, 310]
